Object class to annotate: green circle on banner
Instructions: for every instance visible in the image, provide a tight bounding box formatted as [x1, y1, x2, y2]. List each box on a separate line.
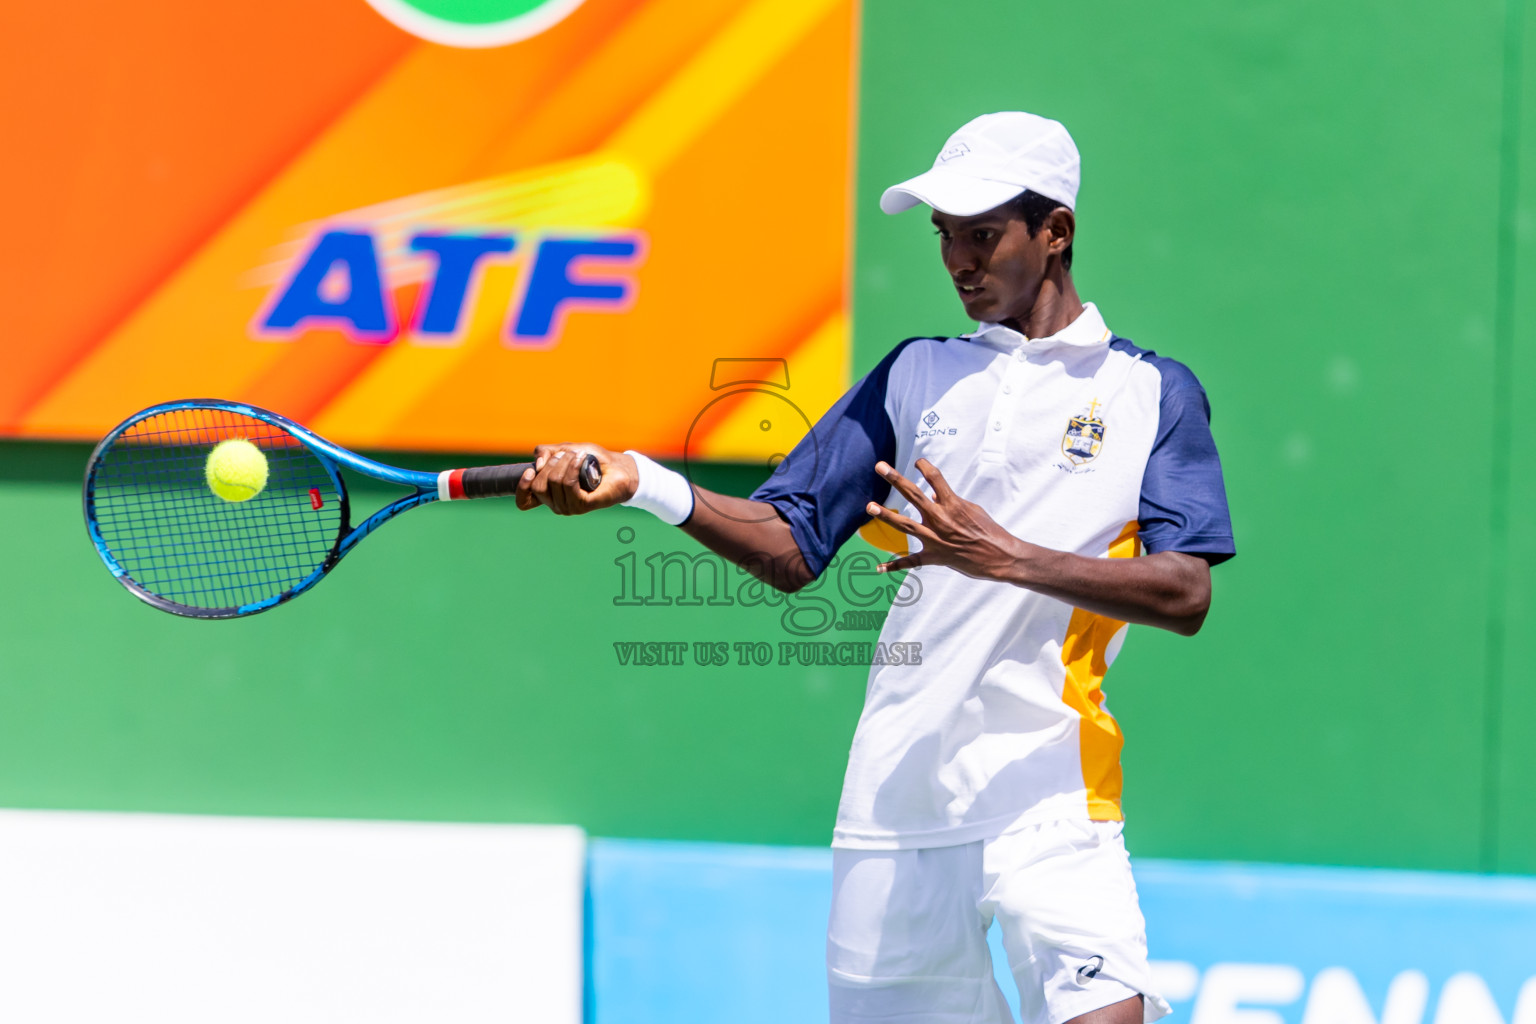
[366, 0, 585, 47]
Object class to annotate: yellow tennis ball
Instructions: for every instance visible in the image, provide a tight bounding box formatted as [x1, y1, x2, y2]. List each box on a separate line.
[206, 438, 269, 503]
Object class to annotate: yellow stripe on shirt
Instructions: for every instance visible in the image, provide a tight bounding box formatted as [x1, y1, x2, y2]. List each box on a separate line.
[1060, 519, 1142, 821]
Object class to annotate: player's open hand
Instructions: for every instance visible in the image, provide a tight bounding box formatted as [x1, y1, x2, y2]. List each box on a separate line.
[866, 459, 1025, 578]
[516, 443, 638, 515]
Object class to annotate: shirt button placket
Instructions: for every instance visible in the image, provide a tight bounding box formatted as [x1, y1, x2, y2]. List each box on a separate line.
[984, 352, 1023, 458]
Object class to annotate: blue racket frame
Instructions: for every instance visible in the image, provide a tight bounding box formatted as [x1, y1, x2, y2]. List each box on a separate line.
[85, 399, 443, 619]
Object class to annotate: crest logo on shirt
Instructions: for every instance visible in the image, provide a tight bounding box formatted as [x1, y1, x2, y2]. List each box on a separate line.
[1061, 399, 1106, 465]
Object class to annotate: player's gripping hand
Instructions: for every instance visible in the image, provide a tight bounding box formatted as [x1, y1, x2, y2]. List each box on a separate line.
[516, 443, 639, 515]
[867, 458, 1026, 578]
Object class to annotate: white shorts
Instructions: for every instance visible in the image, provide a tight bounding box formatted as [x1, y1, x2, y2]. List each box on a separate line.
[826, 820, 1171, 1024]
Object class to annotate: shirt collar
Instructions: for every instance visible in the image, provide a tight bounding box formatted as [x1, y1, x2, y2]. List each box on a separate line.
[966, 302, 1111, 351]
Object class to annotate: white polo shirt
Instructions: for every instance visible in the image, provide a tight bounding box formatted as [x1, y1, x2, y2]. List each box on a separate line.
[754, 303, 1234, 850]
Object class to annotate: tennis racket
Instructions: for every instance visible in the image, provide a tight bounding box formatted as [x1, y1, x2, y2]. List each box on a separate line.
[83, 399, 600, 619]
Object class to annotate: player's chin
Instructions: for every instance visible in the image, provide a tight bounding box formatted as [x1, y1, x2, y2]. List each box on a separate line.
[956, 291, 996, 321]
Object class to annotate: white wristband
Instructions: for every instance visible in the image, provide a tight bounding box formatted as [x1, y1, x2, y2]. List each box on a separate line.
[621, 451, 695, 526]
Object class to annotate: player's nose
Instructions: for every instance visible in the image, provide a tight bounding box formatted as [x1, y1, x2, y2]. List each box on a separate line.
[943, 242, 978, 277]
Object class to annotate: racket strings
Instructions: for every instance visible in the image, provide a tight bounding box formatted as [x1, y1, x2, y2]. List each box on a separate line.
[90, 407, 343, 612]
[101, 443, 331, 606]
[116, 438, 329, 604]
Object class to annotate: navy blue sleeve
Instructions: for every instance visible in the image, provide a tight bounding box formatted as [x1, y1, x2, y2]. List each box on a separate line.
[749, 338, 922, 577]
[1138, 374, 1236, 565]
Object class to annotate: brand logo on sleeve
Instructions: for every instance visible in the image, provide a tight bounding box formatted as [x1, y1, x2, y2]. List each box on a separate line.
[1077, 955, 1105, 982]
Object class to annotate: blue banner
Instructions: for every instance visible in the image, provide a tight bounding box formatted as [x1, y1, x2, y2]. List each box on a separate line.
[588, 840, 1536, 1024]
[1135, 860, 1536, 1024]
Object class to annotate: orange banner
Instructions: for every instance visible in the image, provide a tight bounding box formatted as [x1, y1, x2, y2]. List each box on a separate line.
[2, 0, 855, 463]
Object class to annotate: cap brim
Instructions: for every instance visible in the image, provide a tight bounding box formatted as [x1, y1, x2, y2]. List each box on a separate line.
[879, 169, 1025, 216]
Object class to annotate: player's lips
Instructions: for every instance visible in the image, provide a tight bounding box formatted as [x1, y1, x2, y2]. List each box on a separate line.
[955, 283, 984, 295]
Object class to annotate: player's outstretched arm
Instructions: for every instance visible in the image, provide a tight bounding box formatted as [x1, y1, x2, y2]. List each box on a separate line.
[674, 487, 814, 593]
[515, 442, 814, 593]
[868, 459, 1212, 636]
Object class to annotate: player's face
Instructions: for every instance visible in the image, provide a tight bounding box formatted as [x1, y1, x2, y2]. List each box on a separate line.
[932, 205, 1053, 327]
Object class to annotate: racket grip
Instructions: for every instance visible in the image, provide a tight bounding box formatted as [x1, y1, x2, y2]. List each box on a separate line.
[439, 454, 602, 500]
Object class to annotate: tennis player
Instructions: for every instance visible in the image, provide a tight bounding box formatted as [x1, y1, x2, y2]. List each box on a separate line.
[518, 111, 1234, 1024]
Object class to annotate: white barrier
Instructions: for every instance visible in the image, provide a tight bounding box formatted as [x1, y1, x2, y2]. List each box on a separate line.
[0, 810, 585, 1023]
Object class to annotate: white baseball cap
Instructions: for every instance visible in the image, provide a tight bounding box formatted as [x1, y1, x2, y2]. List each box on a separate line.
[880, 111, 1080, 217]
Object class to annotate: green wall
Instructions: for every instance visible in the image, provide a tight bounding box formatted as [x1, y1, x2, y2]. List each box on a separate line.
[1499, 0, 1534, 872]
[1, 0, 1532, 873]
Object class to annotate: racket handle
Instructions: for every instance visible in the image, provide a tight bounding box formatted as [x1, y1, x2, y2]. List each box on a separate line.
[438, 454, 602, 500]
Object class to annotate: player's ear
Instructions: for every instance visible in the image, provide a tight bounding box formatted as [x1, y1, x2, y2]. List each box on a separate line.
[1045, 207, 1075, 256]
